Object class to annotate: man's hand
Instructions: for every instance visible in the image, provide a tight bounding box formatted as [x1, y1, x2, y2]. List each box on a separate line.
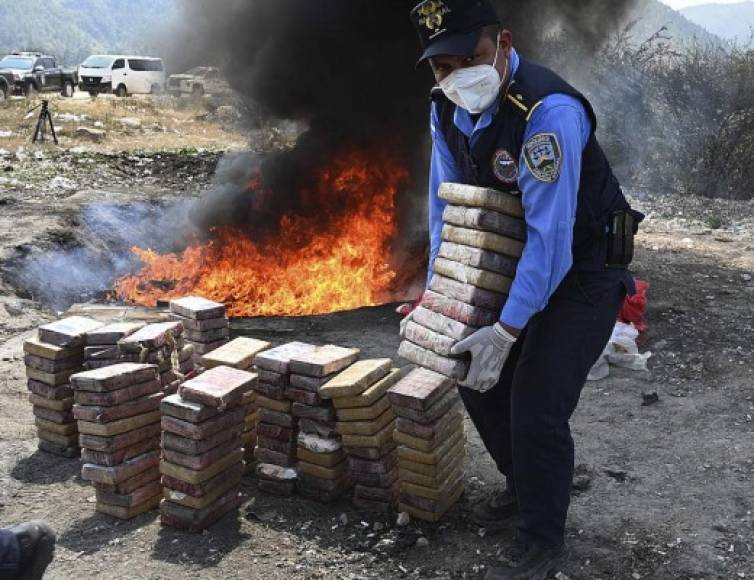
[450, 322, 517, 393]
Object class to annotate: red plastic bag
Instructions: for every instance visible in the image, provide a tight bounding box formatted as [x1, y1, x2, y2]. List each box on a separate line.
[620, 278, 649, 333]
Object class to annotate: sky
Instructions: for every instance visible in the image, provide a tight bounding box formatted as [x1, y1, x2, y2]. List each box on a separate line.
[660, 0, 747, 8]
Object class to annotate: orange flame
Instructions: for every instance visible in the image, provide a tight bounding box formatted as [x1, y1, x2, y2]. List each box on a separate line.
[114, 149, 409, 317]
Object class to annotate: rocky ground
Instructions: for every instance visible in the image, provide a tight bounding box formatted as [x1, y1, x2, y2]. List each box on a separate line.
[0, 98, 752, 579]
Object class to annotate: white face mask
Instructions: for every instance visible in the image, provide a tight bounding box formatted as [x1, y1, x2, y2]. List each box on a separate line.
[438, 34, 506, 114]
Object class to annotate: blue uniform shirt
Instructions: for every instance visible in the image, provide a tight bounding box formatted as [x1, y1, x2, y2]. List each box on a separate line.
[428, 48, 592, 330]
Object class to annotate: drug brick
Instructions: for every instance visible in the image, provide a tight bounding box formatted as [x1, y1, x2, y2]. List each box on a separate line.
[292, 402, 336, 422]
[26, 367, 77, 387]
[296, 471, 348, 493]
[420, 289, 498, 327]
[169, 296, 226, 320]
[160, 406, 246, 440]
[438, 182, 524, 218]
[398, 480, 463, 522]
[394, 414, 464, 453]
[24, 353, 82, 374]
[78, 410, 161, 437]
[160, 394, 221, 424]
[170, 315, 229, 333]
[257, 435, 296, 456]
[27, 380, 72, 401]
[178, 366, 256, 410]
[73, 392, 163, 424]
[80, 422, 161, 453]
[256, 395, 292, 413]
[97, 493, 161, 520]
[349, 453, 397, 475]
[191, 340, 228, 355]
[24, 337, 82, 361]
[391, 389, 460, 425]
[288, 345, 360, 378]
[442, 204, 527, 241]
[388, 368, 454, 411]
[411, 306, 478, 343]
[297, 459, 348, 481]
[256, 463, 298, 482]
[162, 437, 241, 471]
[341, 420, 395, 449]
[34, 418, 76, 436]
[253, 342, 318, 374]
[253, 382, 286, 400]
[433, 257, 514, 295]
[38, 317, 104, 347]
[345, 441, 397, 461]
[404, 321, 458, 358]
[289, 373, 337, 392]
[396, 402, 463, 439]
[397, 429, 464, 466]
[201, 337, 271, 370]
[257, 408, 296, 428]
[350, 466, 398, 488]
[32, 406, 73, 425]
[95, 469, 159, 496]
[320, 359, 392, 399]
[159, 489, 242, 532]
[441, 224, 524, 260]
[253, 447, 295, 467]
[70, 363, 158, 392]
[118, 321, 184, 353]
[95, 479, 162, 508]
[37, 429, 78, 448]
[184, 327, 230, 344]
[29, 394, 73, 412]
[296, 447, 346, 468]
[162, 462, 244, 498]
[82, 451, 160, 485]
[298, 418, 338, 439]
[430, 273, 507, 311]
[160, 449, 244, 485]
[337, 408, 394, 436]
[438, 241, 518, 278]
[333, 369, 402, 410]
[401, 473, 464, 503]
[161, 425, 243, 456]
[283, 387, 321, 406]
[256, 423, 295, 442]
[86, 322, 145, 346]
[81, 436, 159, 467]
[335, 395, 392, 421]
[397, 341, 468, 381]
[163, 471, 241, 510]
[400, 450, 465, 488]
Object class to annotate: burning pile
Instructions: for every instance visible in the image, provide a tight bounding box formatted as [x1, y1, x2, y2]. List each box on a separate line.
[25, 316, 104, 458]
[114, 151, 409, 318]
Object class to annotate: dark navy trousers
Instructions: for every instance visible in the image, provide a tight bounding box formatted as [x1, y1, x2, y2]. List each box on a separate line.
[459, 268, 629, 547]
[0, 529, 19, 580]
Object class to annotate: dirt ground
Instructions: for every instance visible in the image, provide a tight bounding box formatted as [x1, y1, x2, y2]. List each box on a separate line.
[0, 98, 752, 579]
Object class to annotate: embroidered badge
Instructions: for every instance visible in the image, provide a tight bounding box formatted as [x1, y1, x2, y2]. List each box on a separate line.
[417, 0, 450, 35]
[492, 149, 518, 184]
[523, 133, 562, 183]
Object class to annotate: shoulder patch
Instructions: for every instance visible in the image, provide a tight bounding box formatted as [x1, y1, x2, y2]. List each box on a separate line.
[523, 133, 562, 183]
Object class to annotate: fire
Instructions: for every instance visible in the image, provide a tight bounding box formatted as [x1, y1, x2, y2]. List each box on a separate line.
[114, 150, 409, 317]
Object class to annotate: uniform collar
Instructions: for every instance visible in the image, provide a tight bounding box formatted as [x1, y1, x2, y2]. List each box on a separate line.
[453, 47, 520, 139]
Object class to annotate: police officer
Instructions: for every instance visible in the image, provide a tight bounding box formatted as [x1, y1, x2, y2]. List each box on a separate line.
[408, 1, 642, 578]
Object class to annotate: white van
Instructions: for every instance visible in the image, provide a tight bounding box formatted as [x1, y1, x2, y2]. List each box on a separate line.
[78, 55, 165, 97]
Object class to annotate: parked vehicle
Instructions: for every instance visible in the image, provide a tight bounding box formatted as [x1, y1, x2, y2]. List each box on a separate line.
[78, 55, 165, 97]
[167, 66, 232, 97]
[0, 52, 78, 98]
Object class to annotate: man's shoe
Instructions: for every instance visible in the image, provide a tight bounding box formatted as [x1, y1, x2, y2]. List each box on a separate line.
[471, 489, 519, 531]
[10, 520, 56, 580]
[484, 543, 565, 580]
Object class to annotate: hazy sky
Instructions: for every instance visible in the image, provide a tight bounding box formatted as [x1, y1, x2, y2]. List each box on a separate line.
[660, 0, 746, 8]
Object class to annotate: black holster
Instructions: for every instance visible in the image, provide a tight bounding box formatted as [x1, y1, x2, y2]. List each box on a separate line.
[606, 209, 644, 268]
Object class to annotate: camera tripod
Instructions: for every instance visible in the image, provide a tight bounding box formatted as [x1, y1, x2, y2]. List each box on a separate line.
[28, 100, 58, 145]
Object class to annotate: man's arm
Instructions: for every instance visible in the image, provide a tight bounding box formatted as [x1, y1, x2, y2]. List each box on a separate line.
[428, 101, 464, 288]
[499, 95, 592, 332]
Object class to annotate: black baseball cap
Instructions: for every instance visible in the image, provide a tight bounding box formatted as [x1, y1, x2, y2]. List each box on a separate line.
[411, 0, 500, 65]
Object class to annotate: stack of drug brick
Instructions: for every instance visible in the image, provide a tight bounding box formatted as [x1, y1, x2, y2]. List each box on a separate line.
[118, 321, 191, 394]
[159, 365, 256, 532]
[286, 345, 360, 502]
[84, 322, 145, 370]
[321, 360, 402, 513]
[398, 183, 526, 380]
[169, 297, 230, 368]
[25, 317, 103, 458]
[251, 342, 318, 497]
[388, 368, 465, 522]
[72, 363, 163, 519]
[200, 337, 272, 473]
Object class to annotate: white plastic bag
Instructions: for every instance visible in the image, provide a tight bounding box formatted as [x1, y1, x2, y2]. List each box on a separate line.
[587, 322, 651, 381]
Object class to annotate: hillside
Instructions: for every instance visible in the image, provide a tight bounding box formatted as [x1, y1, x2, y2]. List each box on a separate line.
[0, 0, 179, 65]
[681, 1, 754, 45]
[621, 0, 722, 46]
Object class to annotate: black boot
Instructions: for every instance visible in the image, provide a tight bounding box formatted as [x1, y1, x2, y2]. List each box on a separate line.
[484, 543, 565, 580]
[10, 521, 56, 580]
[471, 489, 519, 531]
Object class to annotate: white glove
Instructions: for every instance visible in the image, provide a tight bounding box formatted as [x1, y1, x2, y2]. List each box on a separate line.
[399, 309, 415, 339]
[450, 322, 517, 393]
